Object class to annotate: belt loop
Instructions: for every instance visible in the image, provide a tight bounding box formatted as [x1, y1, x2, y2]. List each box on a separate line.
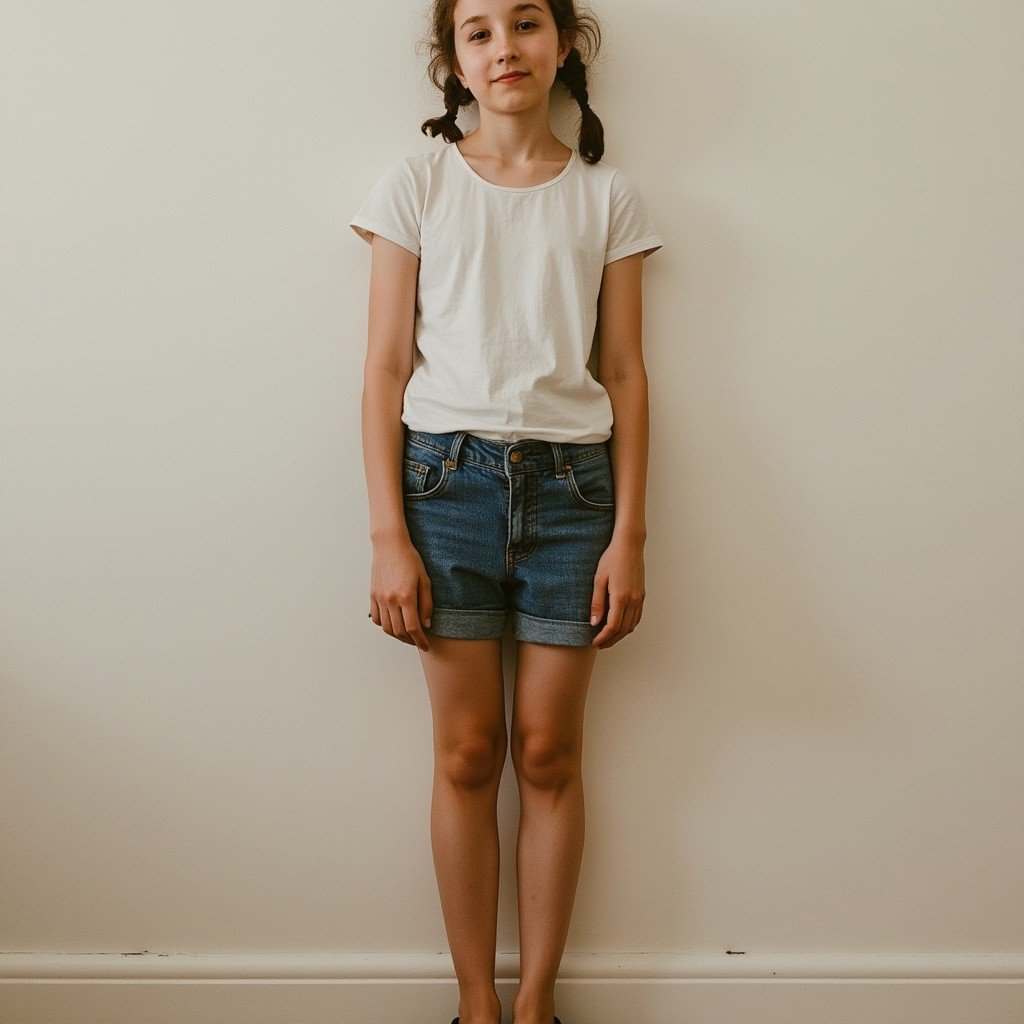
[445, 431, 467, 470]
[551, 441, 567, 478]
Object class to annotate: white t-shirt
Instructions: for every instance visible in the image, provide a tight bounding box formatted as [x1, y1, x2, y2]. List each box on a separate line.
[349, 142, 663, 444]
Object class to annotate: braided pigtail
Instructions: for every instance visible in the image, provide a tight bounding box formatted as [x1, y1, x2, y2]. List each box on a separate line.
[556, 47, 604, 164]
[420, 73, 472, 143]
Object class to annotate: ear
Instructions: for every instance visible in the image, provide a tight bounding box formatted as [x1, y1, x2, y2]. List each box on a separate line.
[557, 30, 576, 66]
[449, 52, 464, 88]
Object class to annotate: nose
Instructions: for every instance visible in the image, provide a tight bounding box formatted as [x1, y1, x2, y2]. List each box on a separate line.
[495, 35, 520, 63]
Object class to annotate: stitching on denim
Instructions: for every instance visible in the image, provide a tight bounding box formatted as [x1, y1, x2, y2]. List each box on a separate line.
[404, 458, 450, 499]
[515, 609, 594, 628]
[431, 607, 507, 618]
[407, 437, 605, 474]
[504, 469, 514, 581]
[565, 465, 615, 509]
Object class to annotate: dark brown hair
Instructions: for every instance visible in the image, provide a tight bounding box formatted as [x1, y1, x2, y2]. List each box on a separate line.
[420, 0, 604, 163]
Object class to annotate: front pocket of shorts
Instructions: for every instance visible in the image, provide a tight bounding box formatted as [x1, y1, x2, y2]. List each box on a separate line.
[565, 455, 615, 510]
[403, 448, 450, 500]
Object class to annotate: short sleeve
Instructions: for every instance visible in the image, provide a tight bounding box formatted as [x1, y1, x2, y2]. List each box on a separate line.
[604, 169, 663, 265]
[349, 157, 422, 258]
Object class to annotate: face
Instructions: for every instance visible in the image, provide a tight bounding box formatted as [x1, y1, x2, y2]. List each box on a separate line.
[452, 0, 571, 113]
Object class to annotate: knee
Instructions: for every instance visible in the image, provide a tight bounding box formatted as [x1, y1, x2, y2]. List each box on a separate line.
[438, 733, 506, 789]
[511, 732, 579, 790]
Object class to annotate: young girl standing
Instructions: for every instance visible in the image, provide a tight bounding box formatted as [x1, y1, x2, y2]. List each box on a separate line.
[350, 2, 662, 1022]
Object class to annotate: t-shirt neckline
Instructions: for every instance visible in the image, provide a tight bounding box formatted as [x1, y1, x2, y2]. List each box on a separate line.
[451, 141, 578, 193]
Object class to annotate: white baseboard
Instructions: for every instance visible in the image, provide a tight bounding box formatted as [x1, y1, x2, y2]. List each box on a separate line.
[1, 952, 1022, 1024]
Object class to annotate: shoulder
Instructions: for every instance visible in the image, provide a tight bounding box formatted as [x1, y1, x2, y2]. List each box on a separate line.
[366, 149, 433, 186]
[576, 156, 621, 181]
[368, 148, 451, 204]
[573, 158, 643, 202]
[388, 147, 445, 181]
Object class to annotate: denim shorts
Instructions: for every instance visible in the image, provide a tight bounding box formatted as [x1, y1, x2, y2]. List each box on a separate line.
[402, 427, 616, 646]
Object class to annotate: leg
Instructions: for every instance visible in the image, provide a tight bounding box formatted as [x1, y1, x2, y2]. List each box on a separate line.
[419, 634, 507, 1024]
[509, 640, 598, 1024]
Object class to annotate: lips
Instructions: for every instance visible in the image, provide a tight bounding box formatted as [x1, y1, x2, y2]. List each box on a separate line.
[495, 72, 528, 82]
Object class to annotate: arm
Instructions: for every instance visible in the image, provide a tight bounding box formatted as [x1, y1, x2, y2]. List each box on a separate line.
[596, 252, 649, 547]
[360, 234, 433, 649]
[361, 234, 418, 545]
[590, 251, 649, 647]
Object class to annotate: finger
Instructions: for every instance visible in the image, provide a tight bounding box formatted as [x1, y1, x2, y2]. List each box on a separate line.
[623, 602, 641, 636]
[602, 598, 634, 643]
[370, 597, 381, 627]
[593, 594, 627, 647]
[419, 575, 433, 632]
[402, 602, 430, 651]
[590, 575, 609, 629]
[629, 596, 645, 636]
[390, 603, 415, 645]
[601, 600, 635, 648]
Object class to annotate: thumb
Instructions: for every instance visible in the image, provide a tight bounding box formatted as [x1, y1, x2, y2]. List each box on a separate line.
[419, 573, 433, 628]
[590, 576, 608, 626]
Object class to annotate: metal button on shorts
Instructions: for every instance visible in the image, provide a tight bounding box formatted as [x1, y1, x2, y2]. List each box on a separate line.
[401, 428, 616, 646]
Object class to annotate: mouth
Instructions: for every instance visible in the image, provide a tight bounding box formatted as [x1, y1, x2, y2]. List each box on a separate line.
[494, 71, 529, 83]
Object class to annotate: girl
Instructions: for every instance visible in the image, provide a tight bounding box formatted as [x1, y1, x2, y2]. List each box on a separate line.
[350, 2, 662, 1022]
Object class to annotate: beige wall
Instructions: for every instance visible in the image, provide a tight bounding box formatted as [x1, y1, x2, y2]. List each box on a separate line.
[1, 1, 1022, 1020]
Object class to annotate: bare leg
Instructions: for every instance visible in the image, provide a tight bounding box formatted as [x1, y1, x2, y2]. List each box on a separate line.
[509, 641, 597, 1024]
[419, 635, 507, 1024]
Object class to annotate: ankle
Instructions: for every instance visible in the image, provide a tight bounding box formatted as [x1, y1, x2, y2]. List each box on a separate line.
[457, 987, 502, 1023]
[512, 988, 556, 1024]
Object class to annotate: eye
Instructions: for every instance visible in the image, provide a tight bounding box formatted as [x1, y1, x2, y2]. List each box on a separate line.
[469, 21, 538, 42]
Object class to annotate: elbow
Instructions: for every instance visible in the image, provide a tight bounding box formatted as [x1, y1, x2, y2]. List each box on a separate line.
[363, 360, 412, 394]
[599, 363, 648, 387]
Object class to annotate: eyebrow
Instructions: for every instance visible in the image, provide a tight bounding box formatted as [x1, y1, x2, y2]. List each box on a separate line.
[460, 3, 546, 31]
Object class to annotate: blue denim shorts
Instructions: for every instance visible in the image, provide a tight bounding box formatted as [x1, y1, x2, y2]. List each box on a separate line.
[402, 428, 616, 646]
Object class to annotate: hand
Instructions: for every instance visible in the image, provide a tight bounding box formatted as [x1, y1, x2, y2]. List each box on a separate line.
[590, 537, 645, 649]
[369, 535, 433, 651]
